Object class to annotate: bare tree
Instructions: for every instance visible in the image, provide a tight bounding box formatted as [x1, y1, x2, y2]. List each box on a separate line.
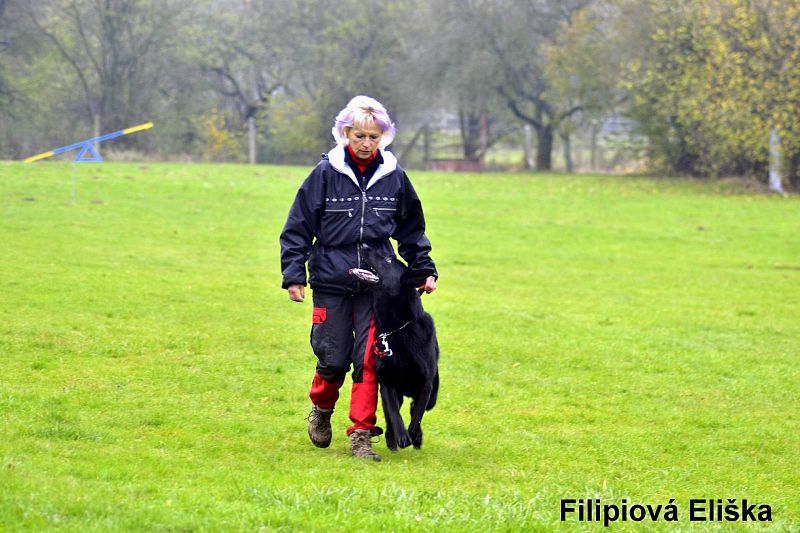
[197, 1, 288, 163]
[406, 1, 517, 164]
[450, 0, 598, 170]
[0, 0, 14, 104]
[24, 0, 191, 138]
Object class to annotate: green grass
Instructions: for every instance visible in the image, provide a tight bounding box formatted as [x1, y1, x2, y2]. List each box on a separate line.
[1, 161, 798, 531]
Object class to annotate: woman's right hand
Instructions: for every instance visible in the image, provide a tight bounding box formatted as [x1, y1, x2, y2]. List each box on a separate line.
[287, 284, 305, 302]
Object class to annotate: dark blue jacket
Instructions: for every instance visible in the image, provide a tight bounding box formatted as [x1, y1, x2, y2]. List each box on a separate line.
[280, 144, 437, 294]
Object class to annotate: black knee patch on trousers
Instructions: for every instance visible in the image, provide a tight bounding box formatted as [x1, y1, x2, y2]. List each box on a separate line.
[310, 291, 373, 384]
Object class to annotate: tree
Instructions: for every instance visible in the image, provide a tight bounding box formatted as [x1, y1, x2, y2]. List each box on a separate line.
[0, 0, 26, 109]
[193, 0, 289, 164]
[620, 0, 800, 186]
[542, 3, 626, 172]
[0, 0, 67, 157]
[258, 0, 422, 162]
[411, 1, 517, 164]
[0, 0, 13, 106]
[451, 0, 599, 170]
[23, 0, 192, 139]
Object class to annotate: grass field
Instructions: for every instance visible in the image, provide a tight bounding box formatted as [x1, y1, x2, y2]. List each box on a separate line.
[1, 161, 799, 531]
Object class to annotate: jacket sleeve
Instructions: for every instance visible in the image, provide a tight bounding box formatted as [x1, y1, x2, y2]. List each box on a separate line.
[392, 172, 438, 285]
[279, 166, 325, 288]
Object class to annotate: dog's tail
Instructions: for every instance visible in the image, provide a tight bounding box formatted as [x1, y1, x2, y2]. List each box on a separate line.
[426, 372, 439, 411]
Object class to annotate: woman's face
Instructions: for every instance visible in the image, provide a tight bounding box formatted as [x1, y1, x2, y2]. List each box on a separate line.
[346, 123, 383, 160]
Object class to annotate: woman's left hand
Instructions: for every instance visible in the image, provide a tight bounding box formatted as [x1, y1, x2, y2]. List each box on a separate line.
[420, 276, 437, 294]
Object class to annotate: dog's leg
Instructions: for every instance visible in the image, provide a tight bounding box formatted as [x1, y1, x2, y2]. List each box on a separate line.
[408, 384, 433, 449]
[426, 371, 439, 410]
[384, 415, 395, 450]
[380, 386, 411, 450]
[383, 389, 396, 450]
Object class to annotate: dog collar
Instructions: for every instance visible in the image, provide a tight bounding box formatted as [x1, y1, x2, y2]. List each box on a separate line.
[373, 320, 415, 359]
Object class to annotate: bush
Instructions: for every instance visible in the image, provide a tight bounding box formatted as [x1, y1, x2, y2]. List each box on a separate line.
[196, 111, 245, 163]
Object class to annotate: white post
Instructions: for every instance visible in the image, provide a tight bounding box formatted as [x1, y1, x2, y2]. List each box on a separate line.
[523, 125, 534, 170]
[248, 116, 256, 165]
[769, 127, 785, 194]
[93, 113, 102, 160]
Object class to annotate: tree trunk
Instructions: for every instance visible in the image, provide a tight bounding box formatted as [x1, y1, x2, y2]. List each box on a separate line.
[423, 123, 431, 165]
[787, 151, 800, 190]
[398, 123, 426, 162]
[248, 66, 259, 164]
[458, 109, 482, 160]
[561, 132, 573, 173]
[535, 124, 553, 170]
[669, 116, 697, 175]
[478, 110, 488, 165]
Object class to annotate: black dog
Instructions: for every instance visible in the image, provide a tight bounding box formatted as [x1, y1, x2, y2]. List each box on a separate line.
[349, 247, 439, 451]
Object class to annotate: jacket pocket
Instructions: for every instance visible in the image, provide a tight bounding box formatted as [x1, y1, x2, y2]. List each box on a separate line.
[319, 207, 357, 246]
[372, 207, 396, 218]
[326, 208, 353, 218]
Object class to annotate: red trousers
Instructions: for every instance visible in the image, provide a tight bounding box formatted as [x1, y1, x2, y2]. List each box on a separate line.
[308, 291, 378, 436]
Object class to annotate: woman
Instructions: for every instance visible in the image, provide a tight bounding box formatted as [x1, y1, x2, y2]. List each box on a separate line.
[280, 95, 437, 461]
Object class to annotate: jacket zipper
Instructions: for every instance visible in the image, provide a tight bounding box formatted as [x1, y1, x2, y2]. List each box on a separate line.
[327, 208, 353, 217]
[373, 207, 395, 217]
[357, 188, 366, 269]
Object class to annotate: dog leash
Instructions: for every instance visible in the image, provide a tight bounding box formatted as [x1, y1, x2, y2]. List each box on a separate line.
[379, 319, 414, 339]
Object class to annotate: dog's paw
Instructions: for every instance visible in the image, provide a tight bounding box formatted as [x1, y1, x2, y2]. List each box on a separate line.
[395, 429, 412, 449]
[410, 426, 423, 449]
[385, 431, 397, 451]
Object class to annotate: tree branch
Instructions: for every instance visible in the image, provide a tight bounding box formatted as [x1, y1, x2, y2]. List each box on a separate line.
[498, 84, 542, 129]
[69, 0, 104, 84]
[558, 104, 583, 122]
[26, 5, 95, 118]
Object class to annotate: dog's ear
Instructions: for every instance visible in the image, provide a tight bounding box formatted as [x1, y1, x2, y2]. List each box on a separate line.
[348, 268, 380, 285]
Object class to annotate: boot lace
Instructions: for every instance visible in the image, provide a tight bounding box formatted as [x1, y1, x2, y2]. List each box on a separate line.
[306, 406, 333, 424]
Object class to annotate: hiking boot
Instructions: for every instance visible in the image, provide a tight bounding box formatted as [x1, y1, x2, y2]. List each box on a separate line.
[307, 405, 333, 448]
[349, 429, 381, 461]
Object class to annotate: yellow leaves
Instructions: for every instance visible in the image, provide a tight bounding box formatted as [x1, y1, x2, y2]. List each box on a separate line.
[197, 111, 243, 163]
[628, 0, 800, 173]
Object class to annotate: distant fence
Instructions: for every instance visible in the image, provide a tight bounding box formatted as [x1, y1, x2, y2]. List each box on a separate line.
[429, 159, 482, 172]
[392, 115, 646, 173]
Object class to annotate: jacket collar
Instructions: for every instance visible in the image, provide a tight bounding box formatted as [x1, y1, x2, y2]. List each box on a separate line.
[327, 143, 398, 190]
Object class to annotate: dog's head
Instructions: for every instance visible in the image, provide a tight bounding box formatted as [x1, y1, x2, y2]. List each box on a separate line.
[348, 245, 412, 297]
[349, 244, 425, 327]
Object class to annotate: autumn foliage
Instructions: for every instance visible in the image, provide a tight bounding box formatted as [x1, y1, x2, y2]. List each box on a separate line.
[621, 0, 800, 186]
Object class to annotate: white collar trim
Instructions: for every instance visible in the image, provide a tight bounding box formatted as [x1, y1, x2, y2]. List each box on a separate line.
[326, 144, 398, 190]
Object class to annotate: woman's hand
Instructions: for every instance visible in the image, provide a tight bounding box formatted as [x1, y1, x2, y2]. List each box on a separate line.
[420, 276, 437, 294]
[287, 284, 305, 302]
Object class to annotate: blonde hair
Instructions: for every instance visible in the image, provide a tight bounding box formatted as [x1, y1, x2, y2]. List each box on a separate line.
[332, 95, 396, 148]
